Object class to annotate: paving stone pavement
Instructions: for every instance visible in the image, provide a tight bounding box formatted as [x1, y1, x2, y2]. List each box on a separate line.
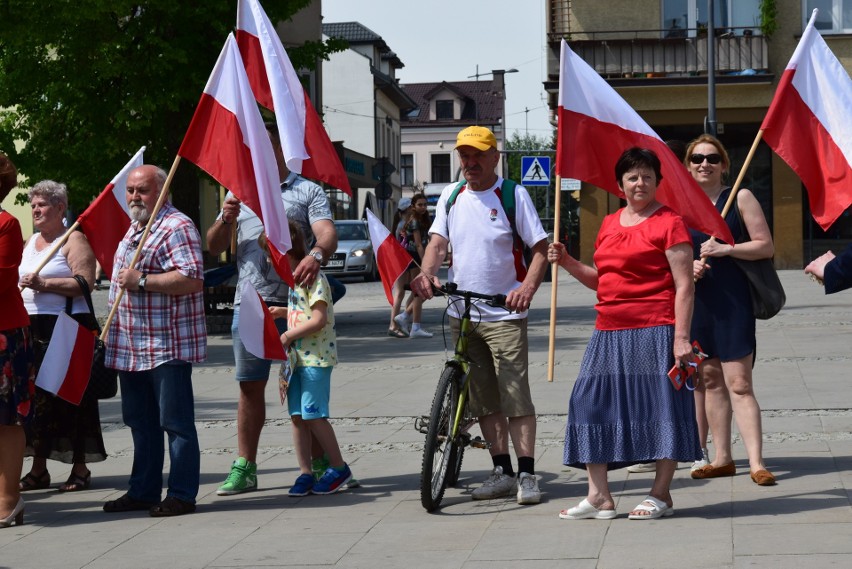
[2, 269, 852, 568]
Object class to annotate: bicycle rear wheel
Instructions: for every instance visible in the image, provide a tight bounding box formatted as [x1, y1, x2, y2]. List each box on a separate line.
[420, 363, 464, 511]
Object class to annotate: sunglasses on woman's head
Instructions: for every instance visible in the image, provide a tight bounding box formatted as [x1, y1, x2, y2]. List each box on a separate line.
[689, 153, 722, 165]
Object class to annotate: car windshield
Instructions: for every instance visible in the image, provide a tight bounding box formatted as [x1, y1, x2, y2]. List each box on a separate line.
[335, 223, 367, 241]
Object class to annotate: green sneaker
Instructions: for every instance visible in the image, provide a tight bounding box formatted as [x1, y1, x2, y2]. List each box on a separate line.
[311, 456, 330, 482]
[216, 457, 257, 496]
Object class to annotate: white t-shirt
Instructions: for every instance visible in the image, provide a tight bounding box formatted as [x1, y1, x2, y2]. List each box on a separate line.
[430, 177, 547, 321]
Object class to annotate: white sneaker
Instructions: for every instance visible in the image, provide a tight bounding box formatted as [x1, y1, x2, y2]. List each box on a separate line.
[517, 472, 541, 505]
[691, 447, 710, 472]
[409, 328, 433, 338]
[471, 466, 516, 500]
[393, 312, 411, 333]
[626, 462, 657, 473]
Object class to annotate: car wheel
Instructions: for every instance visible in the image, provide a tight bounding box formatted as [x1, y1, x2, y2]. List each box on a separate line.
[365, 256, 379, 282]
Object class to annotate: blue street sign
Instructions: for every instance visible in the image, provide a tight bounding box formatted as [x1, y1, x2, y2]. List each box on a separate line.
[521, 156, 551, 186]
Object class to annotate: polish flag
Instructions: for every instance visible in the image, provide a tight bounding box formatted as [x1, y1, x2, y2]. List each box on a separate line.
[366, 210, 412, 305]
[555, 40, 734, 245]
[77, 146, 145, 276]
[237, 279, 287, 361]
[35, 312, 95, 405]
[178, 33, 294, 287]
[236, 0, 351, 195]
[761, 9, 852, 231]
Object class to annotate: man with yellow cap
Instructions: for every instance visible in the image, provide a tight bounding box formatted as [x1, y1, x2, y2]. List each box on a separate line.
[411, 126, 549, 505]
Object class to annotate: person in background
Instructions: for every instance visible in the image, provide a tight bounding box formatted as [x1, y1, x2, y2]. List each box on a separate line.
[102, 165, 206, 516]
[0, 152, 34, 528]
[18, 180, 107, 493]
[388, 197, 413, 338]
[393, 193, 433, 338]
[686, 134, 776, 486]
[553, 147, 699, 521]
[207, 122, 346, 496]
[267, 222, 354, 495]
[411, 126, 549, 506]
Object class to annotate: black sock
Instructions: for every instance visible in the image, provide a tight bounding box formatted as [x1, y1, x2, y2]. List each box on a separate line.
[517, 456, 535, 476]
[492, 454, 514, 477]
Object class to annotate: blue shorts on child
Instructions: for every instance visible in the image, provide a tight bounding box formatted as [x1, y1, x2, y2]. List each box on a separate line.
[287, 366, 332, 420]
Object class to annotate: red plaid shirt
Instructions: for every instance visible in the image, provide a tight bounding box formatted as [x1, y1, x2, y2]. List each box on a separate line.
[105, 203, 207, 371]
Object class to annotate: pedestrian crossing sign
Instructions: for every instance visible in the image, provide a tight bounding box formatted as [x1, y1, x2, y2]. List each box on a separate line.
[521, 156, 550, 186]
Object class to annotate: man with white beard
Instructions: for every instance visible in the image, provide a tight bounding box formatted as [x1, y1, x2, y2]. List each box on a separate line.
[102, 164, 207, 517]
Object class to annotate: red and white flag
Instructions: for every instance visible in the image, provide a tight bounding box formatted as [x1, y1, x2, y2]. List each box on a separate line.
[77, 146, 145, 277]
[178, 33, 294, 287]
[761, 9, 852, 231]
[237, 279, 287, 360]
[236, 0, 352, 195]
[555, 40, 734, 245]
[366, 209, 412, 305]
[35, 312, 95, 405]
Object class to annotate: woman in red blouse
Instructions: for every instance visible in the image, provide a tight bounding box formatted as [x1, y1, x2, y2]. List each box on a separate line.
[549, 147, 700, 521]
[0, 152, 34, 528]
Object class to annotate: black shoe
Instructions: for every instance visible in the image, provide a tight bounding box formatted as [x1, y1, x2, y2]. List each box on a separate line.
[149, 496, 196, 517]
[104, 494, 157, 513]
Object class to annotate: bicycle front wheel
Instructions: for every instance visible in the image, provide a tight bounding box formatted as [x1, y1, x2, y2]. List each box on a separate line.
[420, 363, 465, 512]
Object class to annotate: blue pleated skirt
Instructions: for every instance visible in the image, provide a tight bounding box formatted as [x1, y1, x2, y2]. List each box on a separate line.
[563, 325, 702, 470]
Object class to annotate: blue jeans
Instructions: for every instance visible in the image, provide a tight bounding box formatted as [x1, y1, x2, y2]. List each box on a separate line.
[119, 360, 200, 504]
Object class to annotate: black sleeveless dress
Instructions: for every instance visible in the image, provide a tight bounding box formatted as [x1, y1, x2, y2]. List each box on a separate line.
[689, 188, 756, 361]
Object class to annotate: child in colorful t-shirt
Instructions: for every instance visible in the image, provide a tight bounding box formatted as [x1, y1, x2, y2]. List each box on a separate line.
[268, 222, 353, 496]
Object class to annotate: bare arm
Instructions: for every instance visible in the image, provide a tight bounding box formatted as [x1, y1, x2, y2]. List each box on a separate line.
[206, 196, 240, 256]
[547, 241, 598, 290]
[116, 267, 203, 295]
[667, 242, 695, 367]
[410, 233, 448, 299]
[281, 302, 328, 350]
[505, 238, 548, 312]
[700, 189, 774, 260]
[19, 232, 96, 295]
[293, 218, 337, 288]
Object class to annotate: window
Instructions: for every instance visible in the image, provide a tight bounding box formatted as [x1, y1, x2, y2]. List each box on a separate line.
[435, 99, 454, 120]
[806, 0, 852, 33]
[663, 0, 761, 35]
[431, 154, 451, 184]
[400, 154, 414, 187]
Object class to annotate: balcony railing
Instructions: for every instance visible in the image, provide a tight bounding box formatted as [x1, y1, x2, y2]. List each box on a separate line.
[558, 27, 769, 80]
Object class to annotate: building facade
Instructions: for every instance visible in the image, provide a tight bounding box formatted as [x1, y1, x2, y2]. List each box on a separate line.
[546, 0, 852, 268]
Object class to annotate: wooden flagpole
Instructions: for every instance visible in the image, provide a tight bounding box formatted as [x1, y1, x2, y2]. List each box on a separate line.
[698, 130, 765, 267]
[100, 155, 182, 340]
[547, 175, 562, 382]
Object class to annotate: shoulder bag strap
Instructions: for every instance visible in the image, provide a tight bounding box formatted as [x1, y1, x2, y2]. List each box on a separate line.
[72, 275, 102, 334]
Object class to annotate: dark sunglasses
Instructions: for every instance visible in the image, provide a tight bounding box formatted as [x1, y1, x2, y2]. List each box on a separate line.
[689, 153, 722, 165]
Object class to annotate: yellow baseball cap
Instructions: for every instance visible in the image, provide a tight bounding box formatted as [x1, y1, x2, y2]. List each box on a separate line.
[455, 126, 497, 151]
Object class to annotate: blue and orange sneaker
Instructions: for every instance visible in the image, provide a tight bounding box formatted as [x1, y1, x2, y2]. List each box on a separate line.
[312, 464, 353, 495]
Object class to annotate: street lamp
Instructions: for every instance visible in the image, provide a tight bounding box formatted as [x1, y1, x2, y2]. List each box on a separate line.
[467, 67, 519, 176]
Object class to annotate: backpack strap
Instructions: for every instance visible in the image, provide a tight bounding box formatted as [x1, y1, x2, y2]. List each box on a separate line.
[445, 180, 467, 214]
[495, 179, 527, 281]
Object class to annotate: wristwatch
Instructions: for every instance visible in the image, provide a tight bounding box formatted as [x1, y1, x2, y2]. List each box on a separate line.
[138, 273, 148, 292]
[309, 249, 324, 266]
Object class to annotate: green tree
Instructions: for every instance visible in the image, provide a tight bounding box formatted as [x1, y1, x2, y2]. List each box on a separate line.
[0, 0, 345, 217]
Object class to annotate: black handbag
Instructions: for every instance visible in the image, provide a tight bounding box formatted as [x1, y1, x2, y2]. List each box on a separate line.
[70, 276, 119, 399]
[732, 204, 786, 320]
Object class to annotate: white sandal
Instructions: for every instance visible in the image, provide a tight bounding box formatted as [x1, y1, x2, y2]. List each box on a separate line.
[627, 495, 674, 520]
[558, 498, 617, 520]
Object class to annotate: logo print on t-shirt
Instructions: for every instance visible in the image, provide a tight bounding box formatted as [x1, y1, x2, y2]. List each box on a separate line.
[489, 208, 498, 221]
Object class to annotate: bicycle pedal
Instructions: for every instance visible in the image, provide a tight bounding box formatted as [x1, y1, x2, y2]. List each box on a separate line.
[414, 416, 429, 434]
[469, 436, 491, 449]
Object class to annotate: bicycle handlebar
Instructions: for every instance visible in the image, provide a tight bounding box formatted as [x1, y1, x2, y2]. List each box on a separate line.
[431, 282, 507, 308]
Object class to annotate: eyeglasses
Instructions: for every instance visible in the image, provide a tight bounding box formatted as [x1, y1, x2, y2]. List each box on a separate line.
[689, 153, 722, 165]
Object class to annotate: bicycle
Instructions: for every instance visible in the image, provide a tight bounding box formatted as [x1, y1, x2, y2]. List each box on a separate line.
[414, 282, 507, 512]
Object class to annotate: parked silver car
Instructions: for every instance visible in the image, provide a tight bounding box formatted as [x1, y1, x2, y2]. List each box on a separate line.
[325, 220, 378, 281]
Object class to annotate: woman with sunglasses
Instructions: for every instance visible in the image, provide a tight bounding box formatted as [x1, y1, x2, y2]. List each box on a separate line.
[685, 134, 776, 486]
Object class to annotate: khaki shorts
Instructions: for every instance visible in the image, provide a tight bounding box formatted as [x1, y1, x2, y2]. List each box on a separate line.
[449, 317, 535, 418]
